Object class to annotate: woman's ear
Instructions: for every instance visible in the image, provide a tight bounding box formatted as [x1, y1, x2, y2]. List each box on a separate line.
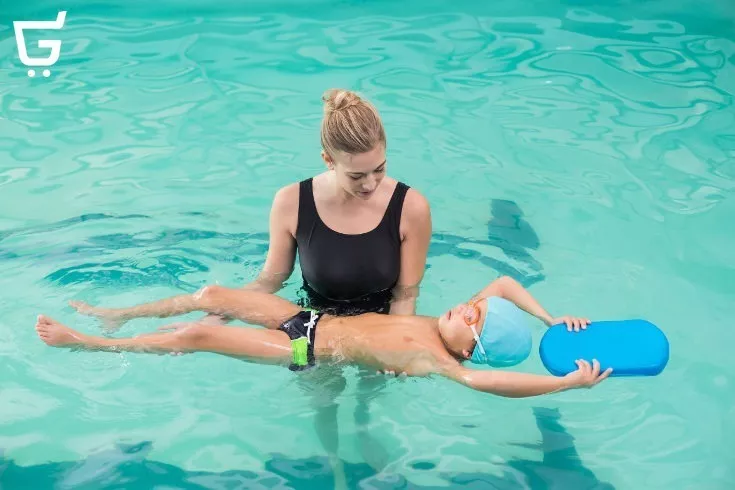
[321, 151, 335, 170]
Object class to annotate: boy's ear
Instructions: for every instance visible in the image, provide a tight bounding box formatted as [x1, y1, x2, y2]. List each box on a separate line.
[462, 349, 472, 359]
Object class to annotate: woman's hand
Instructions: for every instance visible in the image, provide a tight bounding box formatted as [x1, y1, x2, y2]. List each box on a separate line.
[548, 315, 591, 332]
[377, 369, 407, 378]
[156, 322, 200, 356]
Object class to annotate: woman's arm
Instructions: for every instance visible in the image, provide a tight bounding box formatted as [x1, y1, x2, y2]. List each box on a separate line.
[389, 189, 432, 315]
[200, 184, 299, 325]
[442, 360, 612, 398]
[247, 184, 299, 293]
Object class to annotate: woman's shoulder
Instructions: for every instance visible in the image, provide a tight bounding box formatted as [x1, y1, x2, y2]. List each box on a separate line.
[400, 184, 431, 225]
[270, 181, 307, 226]
[273, 182, 300, 206]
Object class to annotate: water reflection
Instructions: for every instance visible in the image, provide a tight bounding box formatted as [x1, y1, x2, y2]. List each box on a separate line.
[0, 407, 613, 489]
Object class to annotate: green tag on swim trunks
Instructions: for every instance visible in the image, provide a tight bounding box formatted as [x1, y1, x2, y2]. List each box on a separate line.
[291, 337, 308, 369]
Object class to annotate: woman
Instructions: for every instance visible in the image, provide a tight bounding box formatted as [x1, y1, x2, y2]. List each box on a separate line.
[232, 88, 431, 316]
[204, 88, 432, 482]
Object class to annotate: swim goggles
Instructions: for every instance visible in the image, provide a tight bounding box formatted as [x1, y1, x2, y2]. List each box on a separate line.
[464, 298, 487, 358]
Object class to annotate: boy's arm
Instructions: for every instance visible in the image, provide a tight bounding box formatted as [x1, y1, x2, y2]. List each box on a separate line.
[470, 276, 553, 325]
[471, 276, 588, 330]
[441, 360, 611, 398]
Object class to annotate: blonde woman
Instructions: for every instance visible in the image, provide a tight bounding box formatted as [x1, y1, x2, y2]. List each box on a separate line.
[243, 88, 432, 317]
[214, 89, 430, 481]
[71, 89, 431, 485]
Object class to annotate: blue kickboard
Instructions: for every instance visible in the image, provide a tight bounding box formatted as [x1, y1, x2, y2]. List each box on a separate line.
[539, 319, 669, 377]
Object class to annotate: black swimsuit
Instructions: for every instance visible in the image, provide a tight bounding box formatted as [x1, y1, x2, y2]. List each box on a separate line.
[294, 178, 409, 316]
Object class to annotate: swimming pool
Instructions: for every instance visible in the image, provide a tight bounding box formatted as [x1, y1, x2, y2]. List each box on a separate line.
[1, 0, 734, 488]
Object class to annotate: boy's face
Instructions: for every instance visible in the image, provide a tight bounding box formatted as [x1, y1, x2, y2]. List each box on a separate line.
[438, 301, 486, 359]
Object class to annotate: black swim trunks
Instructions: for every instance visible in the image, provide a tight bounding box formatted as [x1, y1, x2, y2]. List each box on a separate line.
[278, 309, 321, 371]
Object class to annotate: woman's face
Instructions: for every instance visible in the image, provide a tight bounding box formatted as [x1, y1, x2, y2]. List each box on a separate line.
[323, 145, 387, 200]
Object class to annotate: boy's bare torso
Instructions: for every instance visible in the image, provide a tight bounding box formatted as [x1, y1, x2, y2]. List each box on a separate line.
[313, 313, 459, 375]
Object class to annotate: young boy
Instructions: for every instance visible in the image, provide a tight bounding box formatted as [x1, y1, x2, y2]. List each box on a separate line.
[35, 276, 611, 398]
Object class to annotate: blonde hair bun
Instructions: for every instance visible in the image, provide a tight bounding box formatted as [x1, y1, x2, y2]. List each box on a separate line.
[322, 89, 362, 114]
[320, 88, 386, 156]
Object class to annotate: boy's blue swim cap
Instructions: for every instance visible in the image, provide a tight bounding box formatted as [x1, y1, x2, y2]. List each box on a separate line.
[470, 296, 532, 367]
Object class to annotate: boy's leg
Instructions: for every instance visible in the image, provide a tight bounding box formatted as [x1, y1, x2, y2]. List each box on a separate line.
[35, 315, 292, 363]
[71, 285, 302, 330]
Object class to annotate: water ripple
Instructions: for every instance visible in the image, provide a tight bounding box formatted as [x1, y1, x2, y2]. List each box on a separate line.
[2, 9, 729, 220]
[1, 2, 734, 489]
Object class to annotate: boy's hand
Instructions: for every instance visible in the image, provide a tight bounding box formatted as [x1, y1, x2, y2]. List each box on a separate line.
[563, 359, 612, 389]
[549, 315, 591, 332]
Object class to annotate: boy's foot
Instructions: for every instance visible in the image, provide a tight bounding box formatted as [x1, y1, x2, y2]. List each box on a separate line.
[35, 315, 87, 347]
[69, 300, 126, 331]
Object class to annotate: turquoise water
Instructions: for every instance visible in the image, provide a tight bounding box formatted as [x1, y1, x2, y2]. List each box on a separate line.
[1, 0, 734, 488]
